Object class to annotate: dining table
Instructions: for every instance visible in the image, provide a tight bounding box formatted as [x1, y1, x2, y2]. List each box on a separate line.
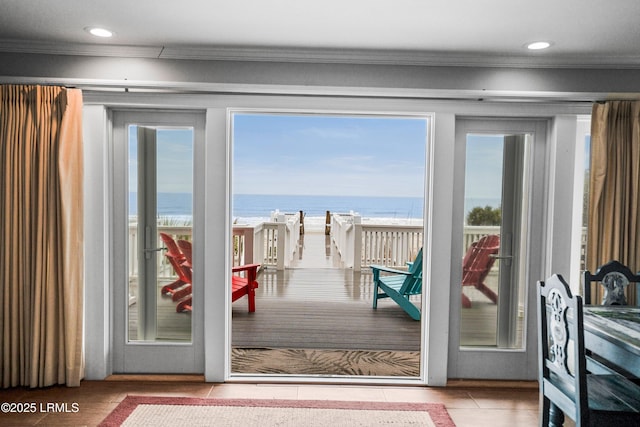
[545, 305, 640, 426]
[582, 306, 640, 377]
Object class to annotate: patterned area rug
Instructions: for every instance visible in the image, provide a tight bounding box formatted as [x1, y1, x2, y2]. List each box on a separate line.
[99, 396, 456, 426]
[231, 347, 420, 376]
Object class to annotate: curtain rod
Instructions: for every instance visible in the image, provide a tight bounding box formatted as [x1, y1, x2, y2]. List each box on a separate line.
[0, 76, 611, 104]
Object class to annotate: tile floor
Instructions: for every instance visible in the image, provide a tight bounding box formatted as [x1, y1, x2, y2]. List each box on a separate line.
[0, 379, 541, 426]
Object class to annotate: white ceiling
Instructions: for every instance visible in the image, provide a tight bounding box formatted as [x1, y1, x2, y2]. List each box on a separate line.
[1, 0, 640, 67]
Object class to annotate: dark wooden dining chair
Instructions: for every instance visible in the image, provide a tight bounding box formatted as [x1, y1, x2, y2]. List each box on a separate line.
[537, 274, 640, 426]
[582, 260, 640, 306]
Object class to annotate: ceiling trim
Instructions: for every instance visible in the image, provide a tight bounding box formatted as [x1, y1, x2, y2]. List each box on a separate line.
[0, 39, 163, 58]
[2, 39, 640, 69]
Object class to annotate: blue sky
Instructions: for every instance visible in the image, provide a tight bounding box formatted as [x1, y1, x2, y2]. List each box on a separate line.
[465, 135, 504, 200]
[232, 114, 428, 197]
[125, 117, 508, 202]
[584, 135, 591, 169]
[129, 126, 194, 193]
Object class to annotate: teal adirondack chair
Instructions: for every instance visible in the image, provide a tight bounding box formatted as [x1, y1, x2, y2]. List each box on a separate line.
[371, 248, 423, 320]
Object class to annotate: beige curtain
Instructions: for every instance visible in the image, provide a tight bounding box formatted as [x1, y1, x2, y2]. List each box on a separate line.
[0, 85, 84, 388]
[587, 100, 640, 305]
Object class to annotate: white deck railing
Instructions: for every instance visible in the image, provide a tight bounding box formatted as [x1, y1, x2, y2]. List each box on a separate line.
[128, 225, 193, 279]
[331, 213, 423, 271]
[234, 212, 300, 270]
[331, 214, 541, 271]
[332, 215, 588, 271]
[129, 212, 300, 281]
[330, 214, 508, 271]
[462, 225, 502, 251]
[129, 217, 588, 277]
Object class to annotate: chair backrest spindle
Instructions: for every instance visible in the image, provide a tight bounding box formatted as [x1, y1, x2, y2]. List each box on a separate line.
[538, 274, 589, 425]
[582, 260, 640, 305]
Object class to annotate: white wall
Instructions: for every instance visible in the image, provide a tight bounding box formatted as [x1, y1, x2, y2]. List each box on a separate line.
[545, 116, 579, 281]
[82, 105, 111, 379]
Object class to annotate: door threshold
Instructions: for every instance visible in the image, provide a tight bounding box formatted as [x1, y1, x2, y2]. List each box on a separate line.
[446, 379, 538, 389]
[105, 374, 205, 382]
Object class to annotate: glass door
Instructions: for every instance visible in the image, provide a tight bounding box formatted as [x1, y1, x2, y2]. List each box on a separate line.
[112, 110, 204, 373]
[448, 119, 546, 380]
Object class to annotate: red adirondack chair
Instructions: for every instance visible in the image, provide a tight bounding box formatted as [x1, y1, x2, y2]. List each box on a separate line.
[232, 263, 260, 313]
[174, 239, 260, 313]
[176, 239, 194, 312]
[461, 234, 500, 308]
[159, 232, 191, 299]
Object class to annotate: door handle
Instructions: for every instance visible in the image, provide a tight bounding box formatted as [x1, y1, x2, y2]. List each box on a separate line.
[143, 226, 166, 258]
[144, 247, 165, 253]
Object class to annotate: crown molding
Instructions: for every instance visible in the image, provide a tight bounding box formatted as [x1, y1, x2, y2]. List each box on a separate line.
[2, 39, 640, 70]
[158, 46, 640, 69]
[0, 39, 162, 58]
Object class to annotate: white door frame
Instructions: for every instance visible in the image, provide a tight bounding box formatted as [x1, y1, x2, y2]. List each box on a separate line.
[81, 92, 589, 385]
[447, 118, 547, 380]
[111, 109, 206, 374]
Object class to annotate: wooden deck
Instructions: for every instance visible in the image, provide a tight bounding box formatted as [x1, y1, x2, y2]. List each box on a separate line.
[129, 231, 512, 350]
[232, 267, 422, 351]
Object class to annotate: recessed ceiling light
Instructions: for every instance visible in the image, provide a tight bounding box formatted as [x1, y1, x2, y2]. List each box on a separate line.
[526, 41, 552, 50]
[85, 27, 114, 38]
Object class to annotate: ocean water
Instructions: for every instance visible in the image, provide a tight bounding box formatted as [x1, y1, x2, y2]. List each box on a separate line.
[130, 193, 500, 222]
[129, 192, 193, 217]
[234, 194, 424, 220]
